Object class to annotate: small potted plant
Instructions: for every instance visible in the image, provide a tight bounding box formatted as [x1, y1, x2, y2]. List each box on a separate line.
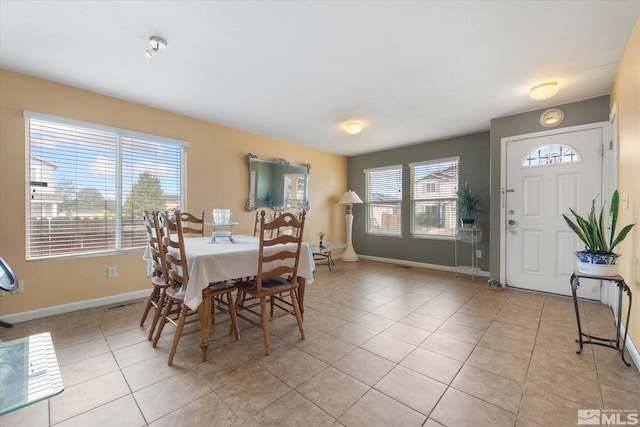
[487, 279, 504, 291]
[562, 190, 635, 276]
[457, 180, 482, 227]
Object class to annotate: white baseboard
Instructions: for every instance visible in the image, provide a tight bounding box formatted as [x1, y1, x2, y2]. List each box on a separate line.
[355, 254, 490, 278]
[1, 290, 149, 324]
[620, 321, 640, 372]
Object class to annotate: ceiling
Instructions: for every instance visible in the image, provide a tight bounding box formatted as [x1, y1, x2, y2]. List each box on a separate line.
[1, 1, 639, 156]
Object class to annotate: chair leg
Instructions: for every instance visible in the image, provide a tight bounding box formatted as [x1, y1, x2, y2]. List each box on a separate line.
[227, 292, 240, 340]
[290, 289, 305, 340]
[260, 297, 270, 355]
[168, 304, 189, 366]
[140, 287, 159, 327]
[148, 289, 166, 341]
[153, 296, 174, 348]
[270, 294, 275, 317]
[234, 289, 244, 313]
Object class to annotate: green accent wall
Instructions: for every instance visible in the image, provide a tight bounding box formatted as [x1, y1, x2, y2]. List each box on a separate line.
[346, 95, 611, 276]
[347, 132, 490, 270]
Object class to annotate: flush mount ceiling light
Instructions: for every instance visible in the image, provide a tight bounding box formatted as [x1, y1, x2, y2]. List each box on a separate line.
[344, 121, 363, 135]
[145, 36, 167, 58]
[530, 81, 559, 100]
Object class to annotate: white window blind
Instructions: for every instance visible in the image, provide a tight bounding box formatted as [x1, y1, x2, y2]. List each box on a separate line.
[364, 165, 402, 236]
[410, 157, 459, 238]
[26, 112, 187, 260]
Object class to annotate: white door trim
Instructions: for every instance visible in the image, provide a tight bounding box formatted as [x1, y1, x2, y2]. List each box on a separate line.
[499, 121, 612, 286]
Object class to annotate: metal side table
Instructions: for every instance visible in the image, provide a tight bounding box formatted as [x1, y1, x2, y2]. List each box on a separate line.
[310, 242, 346, 271]
[570, 272, 632, 367]
[455, 227, 482, 280]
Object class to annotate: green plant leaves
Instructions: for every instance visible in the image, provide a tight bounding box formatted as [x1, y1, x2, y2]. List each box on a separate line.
[563, 190, 635, 254]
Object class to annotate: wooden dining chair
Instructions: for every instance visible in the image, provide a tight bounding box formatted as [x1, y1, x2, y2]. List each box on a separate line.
[253, 210, 278, 238]
[180, 211, 205, 237]
[235, 210, 306, 355]
[276, 210, 304, 238]
[153, 210, 239, 365]
[139, 211, 172, 341]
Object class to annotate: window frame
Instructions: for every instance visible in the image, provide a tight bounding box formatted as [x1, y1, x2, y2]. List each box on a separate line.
[522, 143, 582, 167]
[364, 164, 403, 237]
[24, 111, 189, 261]
[410, 157, 459, 240]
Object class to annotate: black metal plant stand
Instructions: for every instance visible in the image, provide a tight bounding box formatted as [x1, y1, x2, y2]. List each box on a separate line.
[570, 272, 632, 367]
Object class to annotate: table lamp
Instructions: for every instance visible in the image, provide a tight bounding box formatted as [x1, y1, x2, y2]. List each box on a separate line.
[338, 190, 363, 261]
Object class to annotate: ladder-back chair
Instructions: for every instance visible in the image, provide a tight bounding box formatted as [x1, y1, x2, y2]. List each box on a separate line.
[154, 210, 239, 365]
[235, 210, 306, 355]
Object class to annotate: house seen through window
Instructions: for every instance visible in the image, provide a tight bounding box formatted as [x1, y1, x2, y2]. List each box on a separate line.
[410, 157, 459, 238]
[26, 112, 188, 260]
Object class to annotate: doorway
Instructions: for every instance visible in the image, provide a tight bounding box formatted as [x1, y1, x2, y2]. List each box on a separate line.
[500, 122, 610, 299]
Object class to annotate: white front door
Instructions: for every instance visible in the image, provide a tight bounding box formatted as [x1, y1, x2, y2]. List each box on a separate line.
[503, 125, 605, 299]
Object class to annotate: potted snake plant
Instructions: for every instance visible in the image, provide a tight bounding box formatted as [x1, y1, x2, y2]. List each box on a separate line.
[562, 190, 635, 276]
[457, 180, 482, 228]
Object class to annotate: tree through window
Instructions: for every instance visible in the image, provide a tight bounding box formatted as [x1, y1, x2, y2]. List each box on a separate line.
[26, 112, 188, 260]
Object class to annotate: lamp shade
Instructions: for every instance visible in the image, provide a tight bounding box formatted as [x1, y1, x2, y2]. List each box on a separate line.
[338, 190, 363, 205]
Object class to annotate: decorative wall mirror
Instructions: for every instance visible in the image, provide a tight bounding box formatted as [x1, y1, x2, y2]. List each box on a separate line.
[245, 153, 310, 211]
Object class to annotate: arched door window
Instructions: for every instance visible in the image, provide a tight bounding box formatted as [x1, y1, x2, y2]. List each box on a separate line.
[523, 144, 581, 167]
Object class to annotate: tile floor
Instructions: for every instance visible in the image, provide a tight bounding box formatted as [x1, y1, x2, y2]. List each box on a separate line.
[1, 260, 639, 427]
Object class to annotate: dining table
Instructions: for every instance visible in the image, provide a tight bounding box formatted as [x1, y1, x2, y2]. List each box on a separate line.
[144, 234, 315, 361]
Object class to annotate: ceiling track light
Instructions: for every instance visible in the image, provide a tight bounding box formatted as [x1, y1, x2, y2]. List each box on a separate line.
[145, 36, 167, 58]
[530, 81, 559, 100]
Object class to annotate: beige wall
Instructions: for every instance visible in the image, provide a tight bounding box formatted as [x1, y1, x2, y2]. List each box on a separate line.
[610, 20, 640, 353]
[0, 69, 347, 316]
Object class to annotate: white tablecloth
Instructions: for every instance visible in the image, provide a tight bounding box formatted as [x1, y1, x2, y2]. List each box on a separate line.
[144, 234, 314, 310]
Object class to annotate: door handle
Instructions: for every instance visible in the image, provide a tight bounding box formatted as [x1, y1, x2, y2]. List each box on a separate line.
[501, 188, 515, 208]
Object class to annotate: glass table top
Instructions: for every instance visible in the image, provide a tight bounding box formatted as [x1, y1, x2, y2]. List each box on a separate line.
[0, 332, 64, 415]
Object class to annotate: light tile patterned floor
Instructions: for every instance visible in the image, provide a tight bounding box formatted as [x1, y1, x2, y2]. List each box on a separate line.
[1, 260, 639, 426]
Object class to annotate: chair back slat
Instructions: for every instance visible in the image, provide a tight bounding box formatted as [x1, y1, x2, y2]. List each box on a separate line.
[253, 210, 278, 238]
[158, 210, 189, 288]
[143, 211, 167, 280]
[256, 210, 306, 291]
[180, 211, 205, 237]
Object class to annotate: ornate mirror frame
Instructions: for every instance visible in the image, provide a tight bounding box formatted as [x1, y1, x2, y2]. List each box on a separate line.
[245, 153, 310, 211]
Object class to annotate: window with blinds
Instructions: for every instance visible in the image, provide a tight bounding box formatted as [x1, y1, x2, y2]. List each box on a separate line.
[364, 165, 402, 236]
[410, 157, 459, 238]
[25, 112, 187, 260]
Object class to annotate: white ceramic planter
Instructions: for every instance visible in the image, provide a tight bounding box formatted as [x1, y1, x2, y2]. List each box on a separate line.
[575, 251, 619, 277]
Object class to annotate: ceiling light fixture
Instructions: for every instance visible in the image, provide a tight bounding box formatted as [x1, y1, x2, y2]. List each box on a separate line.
[529, 81, 559, 100]
[344, 121, 363, 135]
[145, 36, 167, 58]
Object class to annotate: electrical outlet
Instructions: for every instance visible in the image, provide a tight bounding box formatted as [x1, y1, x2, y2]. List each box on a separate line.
[476, 250, 482, 258]
[107, 266, 117, 278]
